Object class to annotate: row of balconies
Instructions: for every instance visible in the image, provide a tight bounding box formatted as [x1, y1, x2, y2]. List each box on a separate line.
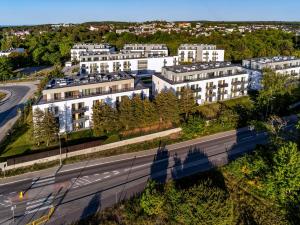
[47, 88, 134, 102]
[72, 115, 89, 123]
[71, 106, 89, 114]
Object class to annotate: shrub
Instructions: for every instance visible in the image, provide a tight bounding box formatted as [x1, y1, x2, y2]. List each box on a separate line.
[104, 134, 120, 144]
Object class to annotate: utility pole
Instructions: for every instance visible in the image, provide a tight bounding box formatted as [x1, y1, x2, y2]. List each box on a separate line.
[58, 133, 62, 166]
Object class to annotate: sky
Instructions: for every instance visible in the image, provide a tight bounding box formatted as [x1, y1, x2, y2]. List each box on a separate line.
[0, 0, 300, 25]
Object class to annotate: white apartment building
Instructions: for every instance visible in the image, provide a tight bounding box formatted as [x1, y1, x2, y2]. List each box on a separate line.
[178, 44, 224, 63]
[122, 44, 169, 57]
[242, 56, 300, 90]
[0, 48, 25, 57]
[33, 72, 149, 133]
[152, 62, 249, 104]
[80, 52, 178, 74]
[71, 43, 115, 62]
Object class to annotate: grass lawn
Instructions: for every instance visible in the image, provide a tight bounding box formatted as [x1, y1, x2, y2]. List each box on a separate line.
[0, 124, 34, 158]
[0, 92, 7, 101]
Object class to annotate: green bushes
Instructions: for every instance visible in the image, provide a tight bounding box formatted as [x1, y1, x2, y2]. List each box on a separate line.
[103, 134, 120, 144]
[225, 141, 300, 223]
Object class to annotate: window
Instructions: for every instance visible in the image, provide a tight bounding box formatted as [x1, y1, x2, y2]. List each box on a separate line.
[138, 60, 148, 70]
[54, 93, 61, 100]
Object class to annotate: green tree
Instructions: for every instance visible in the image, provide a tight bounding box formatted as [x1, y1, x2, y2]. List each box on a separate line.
[131, 95, 144, 128]
[32, 108, 45, 146]
[33, 108, 59, 146]
[265, 142, 300, 204]
[178, 87, 196, 121]
[257, 69, 289, 118]
[0, 57, 13, 82]
[140, 181, 165, 217]
[92, 102, 119, 136]
[155, 90, 180, 125]
[142, 99, 158, 127]
[118, 96, 133, 130]
[42, 111, 59, 146]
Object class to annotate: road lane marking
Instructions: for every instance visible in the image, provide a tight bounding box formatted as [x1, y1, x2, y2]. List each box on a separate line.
[103, 175, 111, 179]
[26, 196, 54, 205]
[58, 130, 242, 174]
[26, 201, 53, 210]
[0, 129, 263, 187]
[25, 205, 53, 215]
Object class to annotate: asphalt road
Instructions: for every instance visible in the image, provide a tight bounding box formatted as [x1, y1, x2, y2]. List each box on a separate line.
[0, 128, 272, 225]
[0, 84, 36, 143]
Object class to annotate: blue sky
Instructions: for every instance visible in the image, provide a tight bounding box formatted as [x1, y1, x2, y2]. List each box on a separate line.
[0, 0, 299, 25]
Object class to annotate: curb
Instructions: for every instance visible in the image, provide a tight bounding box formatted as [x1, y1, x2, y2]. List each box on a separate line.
[0, 89, 12, 104]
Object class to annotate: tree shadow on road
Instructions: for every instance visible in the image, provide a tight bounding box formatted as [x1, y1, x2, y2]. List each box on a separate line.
[149, 140, 169, 184]
[79, 192, 102, 221]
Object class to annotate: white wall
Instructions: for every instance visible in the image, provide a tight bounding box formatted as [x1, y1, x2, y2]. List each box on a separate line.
[33, 88, 149, 133]
[80, 56, 178, 74]
[152, 73, 248, 104]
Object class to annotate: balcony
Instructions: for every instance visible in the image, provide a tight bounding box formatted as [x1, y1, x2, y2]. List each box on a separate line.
[73, 115, 89, 123]
[206, 92, 216, 97]
[218, 83, 228, 88]
[191, 87, 202, 92]
[232, 86, 247, 92]
[206, 85, 217, 90]
[218, 89, 228, 95]
[231, 80, 242, 85]
[72, 106, 89, 114]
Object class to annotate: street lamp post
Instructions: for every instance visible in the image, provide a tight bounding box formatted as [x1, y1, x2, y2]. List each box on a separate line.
[9, 198, 16, 224]
[58, 133, 62, 166]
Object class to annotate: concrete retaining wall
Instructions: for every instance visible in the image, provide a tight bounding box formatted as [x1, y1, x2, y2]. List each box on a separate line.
[5, 128, 182, 170]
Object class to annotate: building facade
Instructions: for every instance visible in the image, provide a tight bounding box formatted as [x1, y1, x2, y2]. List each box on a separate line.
[152, 62, 249, 104]
[80, 52, 178, 74]
[178, 44, 224, 63]
[33, 72, 149, 133]
[0, 48, 25, 57]
[122, 44, 169, 57]
[242, 56, 300, 90]
[71, 43, 115, 62]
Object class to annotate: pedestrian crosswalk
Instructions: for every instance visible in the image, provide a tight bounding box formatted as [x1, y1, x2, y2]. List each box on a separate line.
[25, 196, 54, 215]
[0, 192, 15, 208]
[71, 170, 121, 189]
[31, 176, 55, 189]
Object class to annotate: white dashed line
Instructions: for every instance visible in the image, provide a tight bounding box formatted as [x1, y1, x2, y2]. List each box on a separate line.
[104, 175, 111, 179]
[80, 178, 92, 184]
[103, 172, 110, 174]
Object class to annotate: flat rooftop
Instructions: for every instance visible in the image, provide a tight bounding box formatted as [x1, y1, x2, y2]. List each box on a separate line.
[45, 72, 133, 90]
[123, 44, 168, 50]
[245, 56, 300, 64]
[178, 44, 218, 50]
[72, 43, 113, 49]
[164, 62, 236, 73]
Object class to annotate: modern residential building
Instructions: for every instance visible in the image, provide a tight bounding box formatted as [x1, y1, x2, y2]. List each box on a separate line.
[33, 72, 149, 133]
[0, 48, 25, 57]
[152, 62, 249, 104]
[122, 44, 169, 57]
[71, 43, 115, 62]
[80, 51, 178, 74]
[242, 56, 300, 89]
[178, 44, 224, 63]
